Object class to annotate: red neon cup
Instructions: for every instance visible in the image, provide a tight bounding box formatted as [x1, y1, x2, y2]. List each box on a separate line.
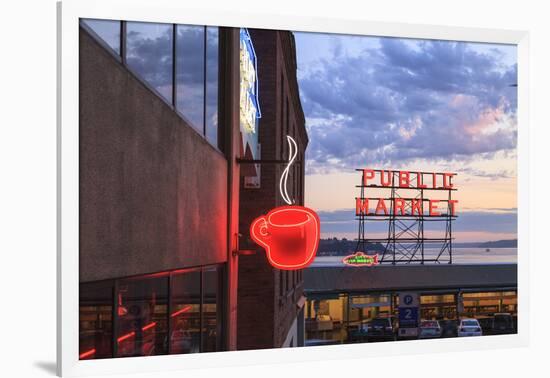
[250, 205, 320, 270]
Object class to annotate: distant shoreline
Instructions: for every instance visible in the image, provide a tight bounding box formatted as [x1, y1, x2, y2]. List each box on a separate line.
[312, 247, 517, 265]
[453, 239, 517, 248]
[317, 238, 517, 257]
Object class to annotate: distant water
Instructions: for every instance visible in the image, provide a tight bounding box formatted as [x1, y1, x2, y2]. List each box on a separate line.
[311, 247, 517, 266]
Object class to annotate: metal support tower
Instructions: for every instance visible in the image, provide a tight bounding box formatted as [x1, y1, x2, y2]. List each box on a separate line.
[354, 169, 457, 265]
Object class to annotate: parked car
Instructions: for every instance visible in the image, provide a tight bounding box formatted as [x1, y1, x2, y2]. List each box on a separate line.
[491, 313, 515, 334]
[457, 318, 483, 337]
[439, 319, 458, 338]
[418, 320, 442, 339]
[476, 316, 494, 334]
[366, 317, 398, 341]
[347, 322, 369, 343]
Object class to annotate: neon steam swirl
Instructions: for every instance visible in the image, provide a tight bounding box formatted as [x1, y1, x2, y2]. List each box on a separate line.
[279, 135, 298, 205]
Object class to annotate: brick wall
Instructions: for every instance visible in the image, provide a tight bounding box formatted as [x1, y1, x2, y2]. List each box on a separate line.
[237, 29, 307, 350]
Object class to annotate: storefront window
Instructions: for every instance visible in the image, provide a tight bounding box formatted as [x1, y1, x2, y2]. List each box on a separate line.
[115, 275, 169, 357]
[461, 291, 517, 317]
[205, 27, 220, 147]
[176, 25, 205, 133]
[305, 295, 347, 344]
[80, 265, 224, 359]
[349, 294, 392, 322]
[202, 266, 222, 352]
[169, 270, 201, 354]
[79, 281, 114, 359]
[81, 19, 121, 55]
[420, 294, 457, 320]
[126, 22, 173, 102]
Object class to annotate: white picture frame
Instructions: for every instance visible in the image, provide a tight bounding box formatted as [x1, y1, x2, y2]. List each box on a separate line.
[57, 0, 529, 376]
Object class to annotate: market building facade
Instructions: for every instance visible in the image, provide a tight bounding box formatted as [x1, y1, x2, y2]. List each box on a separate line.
[303, 264, 517, 345]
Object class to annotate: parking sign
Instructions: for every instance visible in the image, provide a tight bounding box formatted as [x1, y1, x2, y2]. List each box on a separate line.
[399, 307, 419, 327]
[399, 292, 419, 308]
[398, 292, 420, 337]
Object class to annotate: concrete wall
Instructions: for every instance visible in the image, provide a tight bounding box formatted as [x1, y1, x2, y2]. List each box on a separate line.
[79, 28, 228, 282]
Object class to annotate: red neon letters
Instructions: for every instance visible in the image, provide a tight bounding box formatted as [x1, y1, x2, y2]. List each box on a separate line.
[361, 169, 456, 189]
[250, 205, 320, 270]
[356, 197, 458, 216]
[357, 169, 458, 217]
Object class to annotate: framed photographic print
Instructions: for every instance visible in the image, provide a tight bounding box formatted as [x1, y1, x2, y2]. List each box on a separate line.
[57, 0, 529, 376]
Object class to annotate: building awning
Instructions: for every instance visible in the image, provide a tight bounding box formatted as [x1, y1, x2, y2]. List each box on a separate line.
[304, 264, 517, 294]
[305, 293, 341, 301]
[351, 302, 391, 309]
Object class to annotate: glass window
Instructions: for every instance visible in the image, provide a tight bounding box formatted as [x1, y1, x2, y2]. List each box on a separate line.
[79, 264, 225, 359]
[421, 294, 456, 304]
[81, 19, 121, 55]
[176, 25, 205, 133]
[126, 22, 173, 102]
[170, 270, 201, 354]
[115, 276, 169, 357]
[202, 266, 222, 352]
[79, 281, 114, 359]
[205, 27, 220, 146]
[305, 296, 347, 344]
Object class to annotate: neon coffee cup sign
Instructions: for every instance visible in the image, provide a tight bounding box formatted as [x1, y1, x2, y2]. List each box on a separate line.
[251, 205, 320, 270]
[250, 136, 320, 270]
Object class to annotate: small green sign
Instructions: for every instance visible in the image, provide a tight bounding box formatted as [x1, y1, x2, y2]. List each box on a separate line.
[342, 252, 379, 267]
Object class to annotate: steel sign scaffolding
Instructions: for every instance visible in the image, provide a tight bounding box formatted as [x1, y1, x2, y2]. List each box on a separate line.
[354, 169, 458, 264]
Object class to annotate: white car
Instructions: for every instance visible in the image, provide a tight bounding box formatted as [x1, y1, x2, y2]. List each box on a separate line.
[457, 318, 483, 337]
[418, 320, 442, 339]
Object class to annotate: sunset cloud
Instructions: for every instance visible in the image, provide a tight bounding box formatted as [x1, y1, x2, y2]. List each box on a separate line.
[295, 33, 517, 242]
[295, 34, 517, 174]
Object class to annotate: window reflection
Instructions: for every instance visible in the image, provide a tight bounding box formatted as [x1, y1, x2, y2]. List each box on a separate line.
[126, 22, 173, 102]
[79, 265, 224, 359]
[81, 19, 121, 55]
[115, 276, 169, 357]
[170, 270, 201, 354]
[79, 281, 114, 359]
[202, 266, 222, 352]
[205, 27, 220, 146]
[176, 25, 205, 133]
[82, 20, 221, 148]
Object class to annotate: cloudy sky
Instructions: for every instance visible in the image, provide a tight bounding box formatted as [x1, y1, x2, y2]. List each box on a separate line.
[293, 32, 517, 242]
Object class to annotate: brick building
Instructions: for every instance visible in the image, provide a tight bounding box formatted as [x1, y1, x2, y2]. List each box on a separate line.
[237, 29, 308, 349]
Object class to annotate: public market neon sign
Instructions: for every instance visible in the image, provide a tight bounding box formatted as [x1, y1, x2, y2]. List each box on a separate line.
[250, 136, 320, 270]
[356, 169, 459, 217]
